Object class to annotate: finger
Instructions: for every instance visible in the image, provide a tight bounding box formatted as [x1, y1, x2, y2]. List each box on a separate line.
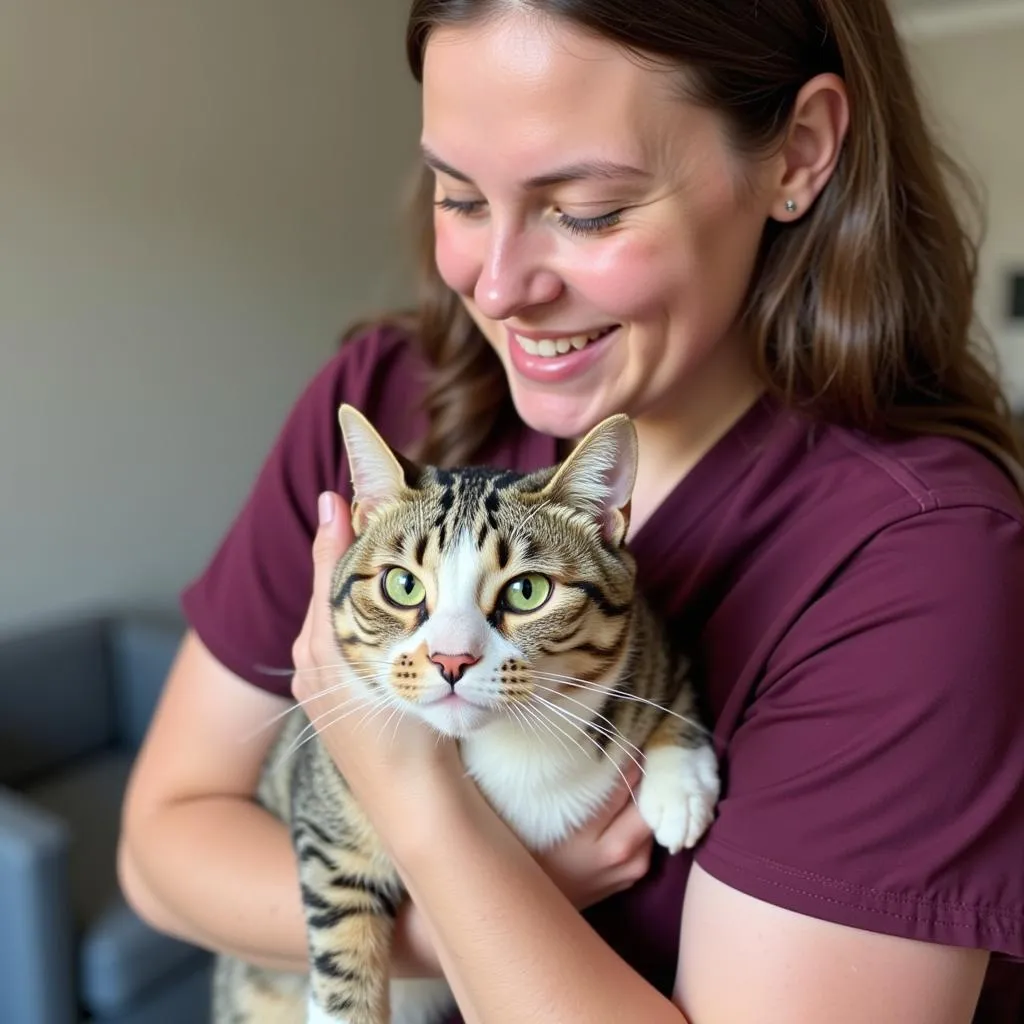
[309, 491, 354, 655]
[312, 491, 352, 599]
[587, 761, 642, 835]
[599, 796, 653, 857]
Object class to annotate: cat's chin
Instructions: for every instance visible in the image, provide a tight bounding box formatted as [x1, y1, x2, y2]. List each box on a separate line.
[415, 696, 495, 739]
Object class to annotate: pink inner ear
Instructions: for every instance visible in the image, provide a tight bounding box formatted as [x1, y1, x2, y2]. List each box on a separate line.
[599, 459, 634, 544]
[603, 447, 635, 511]
[602, 498, 631, 544]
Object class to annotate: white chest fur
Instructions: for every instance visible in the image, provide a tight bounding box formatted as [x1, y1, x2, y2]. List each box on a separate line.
[460, 719, 624, 851]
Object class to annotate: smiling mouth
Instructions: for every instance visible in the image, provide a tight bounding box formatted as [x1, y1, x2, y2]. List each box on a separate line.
[511, 325, 618, 358]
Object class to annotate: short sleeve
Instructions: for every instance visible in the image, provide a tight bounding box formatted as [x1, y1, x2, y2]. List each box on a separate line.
[180, 326, 425, 695]
[696, 503, 1024, 960]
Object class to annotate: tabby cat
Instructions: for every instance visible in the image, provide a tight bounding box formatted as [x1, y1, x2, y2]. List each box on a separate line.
[212, 405, 720, 1024]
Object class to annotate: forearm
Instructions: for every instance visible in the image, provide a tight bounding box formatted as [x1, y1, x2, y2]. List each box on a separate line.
[118, 795, 442, 978]
[390, 780, 688, 1024]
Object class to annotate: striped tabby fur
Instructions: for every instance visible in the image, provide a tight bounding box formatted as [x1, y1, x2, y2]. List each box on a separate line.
[212, 406, 720, 1024]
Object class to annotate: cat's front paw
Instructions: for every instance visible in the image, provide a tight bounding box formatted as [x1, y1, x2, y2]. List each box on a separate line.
[637, 744, 719, 854]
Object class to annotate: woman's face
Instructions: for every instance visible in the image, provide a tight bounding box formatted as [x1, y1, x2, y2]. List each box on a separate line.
[421, 12, 777, 440]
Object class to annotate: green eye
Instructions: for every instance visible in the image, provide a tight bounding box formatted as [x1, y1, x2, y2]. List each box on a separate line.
[503, 573, 552, 613]
[382, 567, 426, 608]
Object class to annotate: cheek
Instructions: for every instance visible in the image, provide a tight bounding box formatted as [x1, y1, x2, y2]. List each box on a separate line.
[562, 230, 691, 320]
[434, 216, 480, 296]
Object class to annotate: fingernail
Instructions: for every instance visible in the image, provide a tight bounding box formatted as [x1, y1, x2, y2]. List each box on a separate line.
[318, 492, 335, 526]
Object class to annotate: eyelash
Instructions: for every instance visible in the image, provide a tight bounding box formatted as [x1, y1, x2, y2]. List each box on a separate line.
[433, 197, 623, 237]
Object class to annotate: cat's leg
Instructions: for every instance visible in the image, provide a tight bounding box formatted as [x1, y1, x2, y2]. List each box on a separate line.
[295, 814, 402, 1024]
[637, 688, 720, 854]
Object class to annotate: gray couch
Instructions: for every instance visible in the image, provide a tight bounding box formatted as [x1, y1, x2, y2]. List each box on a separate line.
[0, 614, 213, 1023]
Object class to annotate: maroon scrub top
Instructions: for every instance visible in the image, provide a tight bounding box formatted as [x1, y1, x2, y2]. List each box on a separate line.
[182, 325, 1024, 1021]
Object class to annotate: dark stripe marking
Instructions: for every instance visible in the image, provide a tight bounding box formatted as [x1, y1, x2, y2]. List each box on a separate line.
[331, 571, 374, 609]
[313, 953, 361, 983]
[329, 873, 402, 915]
[566, 580, 630, 617]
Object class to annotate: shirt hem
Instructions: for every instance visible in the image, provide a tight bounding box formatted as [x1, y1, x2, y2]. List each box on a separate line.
[695, 836, 1024, 962]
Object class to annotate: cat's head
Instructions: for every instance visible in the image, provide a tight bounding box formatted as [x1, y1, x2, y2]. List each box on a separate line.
[329, 404, 639, 739]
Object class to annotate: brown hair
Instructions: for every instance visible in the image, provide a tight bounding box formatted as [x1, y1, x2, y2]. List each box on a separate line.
[365, 0, 1022, 482]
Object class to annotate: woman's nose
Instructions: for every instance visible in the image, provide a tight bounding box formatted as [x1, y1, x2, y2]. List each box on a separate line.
[472, 227, 563, 321]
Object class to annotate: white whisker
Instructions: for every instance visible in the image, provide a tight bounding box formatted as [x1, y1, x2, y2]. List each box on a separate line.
[530, 670, 707, 735]
[514, 698, 573, 755]
[236, 667, 391, 743]
[527, 681, 646, 763]
[519, 698, 589, 760]
[269, 691, 392, 769]
[505, 701, 535, 740]
[527, 696, 639, 805]
[530, 692, 645, 781]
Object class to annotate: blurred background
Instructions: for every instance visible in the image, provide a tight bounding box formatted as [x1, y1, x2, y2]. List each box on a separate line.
[0, 4, 1021, 1021]
[0, 2, 419, 633]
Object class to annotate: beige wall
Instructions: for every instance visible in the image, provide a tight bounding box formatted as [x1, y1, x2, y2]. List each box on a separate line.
[905, 22, 1024, 405]
[0, 2, 420, 631]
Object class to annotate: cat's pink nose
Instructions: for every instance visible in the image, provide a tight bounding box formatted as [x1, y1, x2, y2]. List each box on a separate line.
[429, 652, 480, 686]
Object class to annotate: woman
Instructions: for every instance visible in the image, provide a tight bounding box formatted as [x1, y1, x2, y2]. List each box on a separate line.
[118, 1, 1024, 1021]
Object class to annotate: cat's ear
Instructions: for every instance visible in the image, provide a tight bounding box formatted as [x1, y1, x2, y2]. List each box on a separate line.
[337, 404, 416, 533]
[543, 414, 638, 546]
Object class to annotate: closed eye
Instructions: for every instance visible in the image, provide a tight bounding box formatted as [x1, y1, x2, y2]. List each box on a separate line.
[434, 196, 486, 217]
[434, 196, 625, 237]
[555, 209, 623, 237]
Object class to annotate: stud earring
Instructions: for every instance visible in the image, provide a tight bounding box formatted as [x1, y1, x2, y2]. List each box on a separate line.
[784, 199, 798, 213]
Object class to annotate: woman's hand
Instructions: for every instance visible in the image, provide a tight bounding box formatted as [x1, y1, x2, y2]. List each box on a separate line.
[290, 492, 464, 837]
[534, 762, 655, 909]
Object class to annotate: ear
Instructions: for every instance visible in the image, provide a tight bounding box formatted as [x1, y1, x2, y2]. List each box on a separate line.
[337, 404, 415, 533]
[769, 72, 850, 223]
[542, 414, 638, 546]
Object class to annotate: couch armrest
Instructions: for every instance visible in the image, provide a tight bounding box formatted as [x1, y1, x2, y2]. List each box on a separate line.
[0, 786, 78, 1024]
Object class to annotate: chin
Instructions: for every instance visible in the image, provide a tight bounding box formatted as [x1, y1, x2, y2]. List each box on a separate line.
[418, 701, 495, 739]
[507, 386, 615, 442]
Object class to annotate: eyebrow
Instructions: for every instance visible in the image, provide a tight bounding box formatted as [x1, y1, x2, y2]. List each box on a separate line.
[420, 144, 652, 189]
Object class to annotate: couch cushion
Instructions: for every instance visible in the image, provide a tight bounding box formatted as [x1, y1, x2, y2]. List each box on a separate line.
[108, 616, 184, 752]
[0, 619, 115, 785]
[81, 899, 210, 1018]
[23, 749, 205, 1016]
[97, 957, 213, 1024]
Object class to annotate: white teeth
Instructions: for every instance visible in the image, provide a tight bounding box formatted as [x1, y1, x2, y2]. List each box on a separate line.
[513, 328, 612, 358]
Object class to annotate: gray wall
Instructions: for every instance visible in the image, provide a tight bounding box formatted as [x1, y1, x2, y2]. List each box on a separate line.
[0, 2, 420, 631]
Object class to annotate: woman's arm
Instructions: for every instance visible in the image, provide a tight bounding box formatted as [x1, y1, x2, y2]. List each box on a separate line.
[117, 630, 442, 977]
[676, 863, 987, 1023]
[380, 762, 687, 1024]
[345, 762, 988, 1024]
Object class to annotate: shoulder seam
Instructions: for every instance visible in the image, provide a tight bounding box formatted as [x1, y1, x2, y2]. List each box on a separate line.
[833, 430, 933, 511]
[832, 430, 1023, 523]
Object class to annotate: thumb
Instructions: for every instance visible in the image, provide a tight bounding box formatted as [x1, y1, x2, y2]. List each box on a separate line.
[312, 491, 354, 615]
